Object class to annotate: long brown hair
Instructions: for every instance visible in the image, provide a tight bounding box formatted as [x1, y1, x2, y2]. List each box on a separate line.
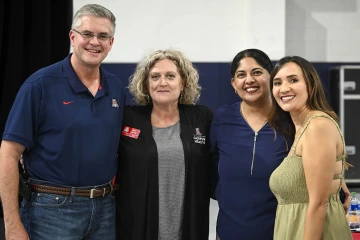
[268, 56, 338, 141]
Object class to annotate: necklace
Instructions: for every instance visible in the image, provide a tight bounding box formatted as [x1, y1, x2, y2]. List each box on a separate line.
[240, 103, 268, 132]
[292, 110, 313, 153]
[302, 110, 312, 126]
[293, 110, 313, 141]
[296, 110, 312, 134]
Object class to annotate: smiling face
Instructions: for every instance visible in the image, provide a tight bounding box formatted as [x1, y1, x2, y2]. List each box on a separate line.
[148, 58, 184, 107]
[272, 62, 309, 113]
[231, 57, 271, 104]
[70, 15, 114, 68]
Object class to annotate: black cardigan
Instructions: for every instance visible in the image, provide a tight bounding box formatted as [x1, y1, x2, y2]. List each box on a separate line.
[116, 104, 214, 240]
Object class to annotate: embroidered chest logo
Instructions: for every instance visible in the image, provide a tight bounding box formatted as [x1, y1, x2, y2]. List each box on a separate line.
[63, 100, 74, 105]
[193, 127, 206, 144]
[112, 99, 119, 108]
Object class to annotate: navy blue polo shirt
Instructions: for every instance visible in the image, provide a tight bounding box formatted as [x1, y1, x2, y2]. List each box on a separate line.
[3, 54, 125, 186]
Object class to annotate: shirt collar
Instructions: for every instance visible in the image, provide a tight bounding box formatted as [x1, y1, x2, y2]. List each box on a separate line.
[62, 53, 110, 94]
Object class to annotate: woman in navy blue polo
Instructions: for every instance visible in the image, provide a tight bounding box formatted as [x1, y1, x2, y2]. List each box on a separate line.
[210, 49, 290, 240]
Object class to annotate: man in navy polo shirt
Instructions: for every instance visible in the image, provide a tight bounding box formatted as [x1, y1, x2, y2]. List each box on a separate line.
[0, 4, 124, 240]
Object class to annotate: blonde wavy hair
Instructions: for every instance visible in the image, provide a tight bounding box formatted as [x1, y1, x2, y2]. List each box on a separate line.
[128, 49, 201, 105]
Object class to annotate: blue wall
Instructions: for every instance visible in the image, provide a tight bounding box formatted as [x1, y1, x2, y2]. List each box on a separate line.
[102, 62, 360, 113]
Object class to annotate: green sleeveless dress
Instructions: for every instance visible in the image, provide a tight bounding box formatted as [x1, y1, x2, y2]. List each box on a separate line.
[269, 114, 352, 240]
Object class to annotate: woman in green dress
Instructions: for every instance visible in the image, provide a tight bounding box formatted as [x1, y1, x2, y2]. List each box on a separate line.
[268, 56, 352, 240]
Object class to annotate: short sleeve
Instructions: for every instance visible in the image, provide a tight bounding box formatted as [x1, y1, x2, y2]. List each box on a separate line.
[2, 81, 42, 149]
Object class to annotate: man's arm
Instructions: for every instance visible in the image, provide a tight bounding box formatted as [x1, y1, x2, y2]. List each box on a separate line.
[0, 140, 29, 240]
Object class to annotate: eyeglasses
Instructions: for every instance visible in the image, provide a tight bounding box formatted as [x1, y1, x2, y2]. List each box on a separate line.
[72, 29, 112, 42]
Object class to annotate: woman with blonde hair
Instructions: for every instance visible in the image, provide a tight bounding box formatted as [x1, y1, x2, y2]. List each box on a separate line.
[116, 49, 213, 240]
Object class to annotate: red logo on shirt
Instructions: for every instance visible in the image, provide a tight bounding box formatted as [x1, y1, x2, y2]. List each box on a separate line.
[122, 126, 141, 139]
[63, 101, 74, 105]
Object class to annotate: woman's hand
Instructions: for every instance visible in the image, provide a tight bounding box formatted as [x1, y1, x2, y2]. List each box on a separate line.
[343, 191, 351, 213]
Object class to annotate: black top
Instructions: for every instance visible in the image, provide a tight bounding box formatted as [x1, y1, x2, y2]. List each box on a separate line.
[116, 104, 214, 240]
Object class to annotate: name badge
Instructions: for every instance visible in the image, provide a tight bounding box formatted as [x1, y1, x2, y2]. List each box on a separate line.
[122, 126, 141, 139]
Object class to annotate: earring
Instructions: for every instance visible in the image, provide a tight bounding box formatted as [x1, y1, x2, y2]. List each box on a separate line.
[179, 92, 184, 102]
[235, 89, 237, 94]
[146, 95, 150, 103]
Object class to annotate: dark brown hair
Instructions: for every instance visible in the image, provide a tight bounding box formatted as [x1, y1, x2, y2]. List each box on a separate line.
[231, 49, 273, 77]
[268, 56, 338, 141]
